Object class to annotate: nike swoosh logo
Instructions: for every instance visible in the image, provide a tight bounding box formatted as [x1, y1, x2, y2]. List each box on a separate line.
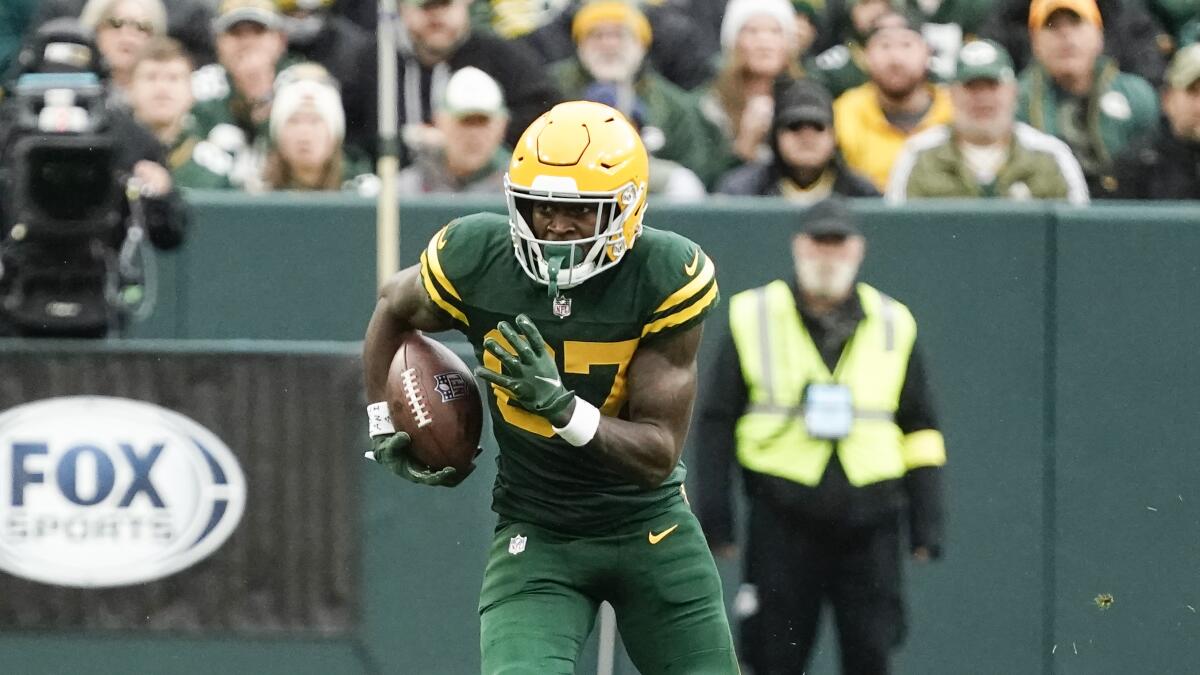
[683, 250, 700, 276]
[534, 376, 561, 387]
[648, 524, 680, 545]
[436, 226, 450, 250]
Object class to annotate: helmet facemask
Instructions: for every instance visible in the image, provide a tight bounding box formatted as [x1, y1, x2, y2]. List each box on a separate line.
[506, 175, 644, 296]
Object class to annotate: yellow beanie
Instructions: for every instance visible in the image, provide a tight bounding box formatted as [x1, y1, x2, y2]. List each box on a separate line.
[571, 1, 653, 47]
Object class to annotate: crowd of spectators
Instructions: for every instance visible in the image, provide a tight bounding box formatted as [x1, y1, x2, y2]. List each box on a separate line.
[1, 0, 1197, 202]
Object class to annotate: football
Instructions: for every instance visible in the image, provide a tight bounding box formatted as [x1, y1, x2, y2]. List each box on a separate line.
[387, 332, 484, 472]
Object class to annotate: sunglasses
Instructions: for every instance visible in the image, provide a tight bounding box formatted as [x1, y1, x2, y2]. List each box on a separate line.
[105, 16, 154, 34]
[784, 120, 827, 133]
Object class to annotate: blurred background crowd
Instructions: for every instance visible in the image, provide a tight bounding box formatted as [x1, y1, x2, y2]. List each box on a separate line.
[1, 0, 1197, 204]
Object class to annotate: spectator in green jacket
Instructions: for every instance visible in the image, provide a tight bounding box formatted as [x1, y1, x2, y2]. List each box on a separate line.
[811, 0, 892, 98]
[887, 39, 1089, 203]
[549, 0, 724, 187]
[1018, 0, 1160, 195]
[190, 0, 289, 190]
[129, 37, 233, 189]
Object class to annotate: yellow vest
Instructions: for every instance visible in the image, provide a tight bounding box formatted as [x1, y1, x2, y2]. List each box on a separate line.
[730, 281, 917, 487]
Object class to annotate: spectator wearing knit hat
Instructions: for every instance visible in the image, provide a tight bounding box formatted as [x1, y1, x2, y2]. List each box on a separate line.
[887, 39, 1089, 203]
[549, 1, 725, 187]
[1107, 43, 1200, 199]
[507, 1, 720, 92]
[261, 64, 376, 194]
[717, 78, 879, 201]
[396, 66, 510, 195]
[1017, 0, 1160, 196]
[701, 0, 804, 173]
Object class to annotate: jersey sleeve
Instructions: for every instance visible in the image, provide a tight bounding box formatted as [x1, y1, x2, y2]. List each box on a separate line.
[640, 234, 720, 342]
[418, 213, 496, 329]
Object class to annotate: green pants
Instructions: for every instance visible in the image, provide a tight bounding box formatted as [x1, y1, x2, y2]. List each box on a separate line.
[478, 494, 738, 674]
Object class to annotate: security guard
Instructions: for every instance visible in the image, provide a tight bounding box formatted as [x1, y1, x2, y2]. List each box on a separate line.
[694, 198, 946, 675]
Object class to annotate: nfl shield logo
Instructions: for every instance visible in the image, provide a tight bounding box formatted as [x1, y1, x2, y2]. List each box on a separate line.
[552, 295, 572, 319]
[508, 534, 527, 555]
[433, 372, 468, 402]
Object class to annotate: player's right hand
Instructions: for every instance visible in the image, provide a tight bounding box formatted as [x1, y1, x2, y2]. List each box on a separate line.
[366, 432, 471, 487]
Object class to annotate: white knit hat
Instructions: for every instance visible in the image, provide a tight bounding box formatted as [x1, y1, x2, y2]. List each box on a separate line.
[719, 0, 797, 51]
[270, 78, 345, 142]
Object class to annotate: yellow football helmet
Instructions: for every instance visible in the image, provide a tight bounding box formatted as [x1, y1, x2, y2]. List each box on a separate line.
[505, 100, 650, 290]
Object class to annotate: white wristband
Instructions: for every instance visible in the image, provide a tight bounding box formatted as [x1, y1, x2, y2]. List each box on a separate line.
[552, 396, 600, 447]
[367, 401, 395, 437]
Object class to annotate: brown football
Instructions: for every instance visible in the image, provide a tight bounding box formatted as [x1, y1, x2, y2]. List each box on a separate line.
[386, 332, 483, 472]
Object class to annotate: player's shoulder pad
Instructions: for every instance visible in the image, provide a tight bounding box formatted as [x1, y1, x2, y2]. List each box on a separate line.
[636, 227, 720, 341]
[418, 212, 508, 328]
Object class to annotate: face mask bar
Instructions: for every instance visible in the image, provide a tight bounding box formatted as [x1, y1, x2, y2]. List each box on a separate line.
[504, 177, 641, 292]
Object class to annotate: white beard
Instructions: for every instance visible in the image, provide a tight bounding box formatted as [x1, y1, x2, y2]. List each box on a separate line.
[796, 257, 858, 301]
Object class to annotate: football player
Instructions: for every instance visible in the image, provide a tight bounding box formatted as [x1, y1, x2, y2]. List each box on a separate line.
[362, 100, 738, 674]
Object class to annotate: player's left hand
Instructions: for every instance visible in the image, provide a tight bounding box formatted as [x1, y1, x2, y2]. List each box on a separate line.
[475, 314, 574, 422]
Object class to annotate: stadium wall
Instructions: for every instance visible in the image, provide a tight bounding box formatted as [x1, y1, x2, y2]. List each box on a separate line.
[0, 196, 1197, 674]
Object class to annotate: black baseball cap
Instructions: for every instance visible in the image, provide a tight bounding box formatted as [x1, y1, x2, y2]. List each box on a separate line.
[864, 9, 925, 45]
[774, 78, 834, 129]
[800, 198, 861, 237]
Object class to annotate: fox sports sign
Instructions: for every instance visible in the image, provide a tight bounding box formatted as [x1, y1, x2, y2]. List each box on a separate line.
[0, 396, 246, 587]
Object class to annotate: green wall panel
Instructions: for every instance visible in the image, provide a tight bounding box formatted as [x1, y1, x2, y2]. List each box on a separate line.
[1053, 204, 1200, 675]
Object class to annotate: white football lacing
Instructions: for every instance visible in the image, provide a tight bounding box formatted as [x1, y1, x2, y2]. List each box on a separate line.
[401, 368, 433, 428]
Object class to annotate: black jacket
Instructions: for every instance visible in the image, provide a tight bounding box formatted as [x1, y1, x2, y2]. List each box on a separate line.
[1106, 119, 1200, 200]
[692, 281, 944, 557]
[716, 154, 881, 198]
[352, 29, 561, 161]
[980, 0, 1169, 86]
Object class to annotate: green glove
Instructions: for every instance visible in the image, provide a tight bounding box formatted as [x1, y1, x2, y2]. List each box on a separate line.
[368, 432, 471, 487]
[475, 314, 575, 421]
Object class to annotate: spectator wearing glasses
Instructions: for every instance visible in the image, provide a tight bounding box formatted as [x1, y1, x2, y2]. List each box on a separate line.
[718, 78, 879, 201]
[79, 0, 167, 105]
[33, 0, 216, 68]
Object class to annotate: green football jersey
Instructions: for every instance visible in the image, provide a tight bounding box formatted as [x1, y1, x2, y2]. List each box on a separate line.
[419, 212, 719, 534]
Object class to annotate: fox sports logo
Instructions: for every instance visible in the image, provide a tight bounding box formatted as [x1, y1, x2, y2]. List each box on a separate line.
[0, 396, 246, 588]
